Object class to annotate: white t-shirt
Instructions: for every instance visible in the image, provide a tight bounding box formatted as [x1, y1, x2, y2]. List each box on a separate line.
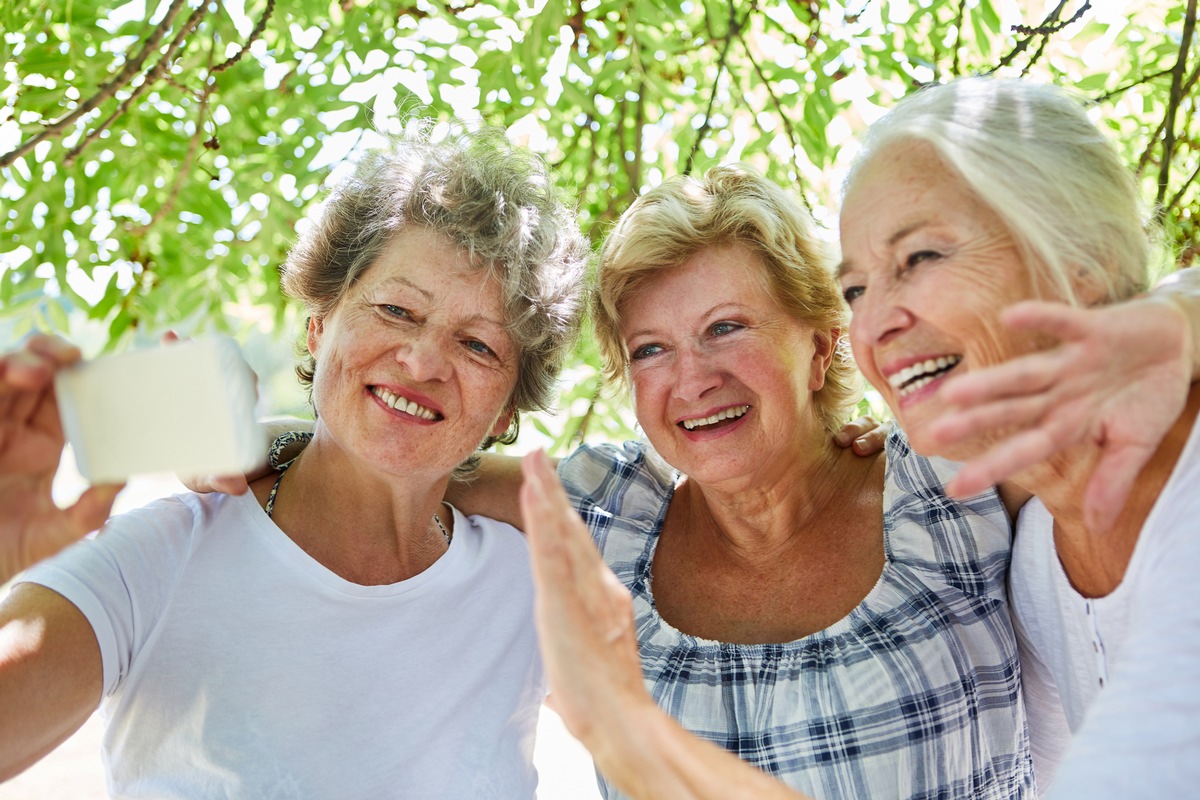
[23, 491, 545, 799]
[1010, 415, 1200, 798]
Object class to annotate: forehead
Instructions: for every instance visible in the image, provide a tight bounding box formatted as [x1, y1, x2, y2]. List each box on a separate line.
[627, 242, 770, 302]
[360, 228, 505, 312]
[839, 143, 1002, 253]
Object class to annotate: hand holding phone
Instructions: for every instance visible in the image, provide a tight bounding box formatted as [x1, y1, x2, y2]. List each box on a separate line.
[54, 337, 266, 483]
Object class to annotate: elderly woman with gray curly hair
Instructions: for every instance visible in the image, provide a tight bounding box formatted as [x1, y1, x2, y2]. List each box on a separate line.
[0, 121, 587, 798]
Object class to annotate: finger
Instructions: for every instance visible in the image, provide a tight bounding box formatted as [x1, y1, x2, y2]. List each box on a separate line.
[182, 474, 251, 495]
[834, 415, 879, 447]
[939, 352, 1062, 407]
[851, 421, 889, 456]
[1082, 442, 1152, 535]
[925, 392, 1055, 449]
[161, 331, 182, 345]
[0, 349, 61, 392]
[944, 426, 1065, 499]
[999, 300, 1093, 341]
[23, 332, 83, 365]
[65, 483, 124, 535]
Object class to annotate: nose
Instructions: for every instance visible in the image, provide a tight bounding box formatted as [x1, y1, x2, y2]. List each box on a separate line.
[395, 332, 453, 383]
[670, 345, 722, 402]
[851, 290, 915, 351]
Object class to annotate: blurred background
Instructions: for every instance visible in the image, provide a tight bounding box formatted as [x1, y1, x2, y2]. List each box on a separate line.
[1, 0, 1197, 795]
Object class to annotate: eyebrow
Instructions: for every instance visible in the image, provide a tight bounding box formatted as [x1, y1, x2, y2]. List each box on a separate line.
[835, 220, 929, 280]
[376, 276, 508, 333]
[622, 301, 742, 342]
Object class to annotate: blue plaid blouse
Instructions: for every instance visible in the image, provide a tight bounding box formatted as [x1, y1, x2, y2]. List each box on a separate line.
[558, 430, 1034, 800]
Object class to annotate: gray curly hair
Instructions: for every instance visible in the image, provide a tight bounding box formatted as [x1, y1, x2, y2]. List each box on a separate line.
[280, 120, 588, 467]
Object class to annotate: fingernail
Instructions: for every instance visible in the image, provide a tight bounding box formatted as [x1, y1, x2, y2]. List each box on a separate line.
[854, 437, 868, 449]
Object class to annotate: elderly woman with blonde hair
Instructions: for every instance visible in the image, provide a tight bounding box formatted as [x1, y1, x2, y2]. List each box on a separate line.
[517, 77, 1200, 800]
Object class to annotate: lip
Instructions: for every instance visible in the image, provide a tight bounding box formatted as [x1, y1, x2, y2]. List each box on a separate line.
[879, 352, 960, 382]
[369, 384, 445, 422]
[675, 404, 751, 441]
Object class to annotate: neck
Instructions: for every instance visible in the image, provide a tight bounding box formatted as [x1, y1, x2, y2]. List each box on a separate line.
[677, 435, 881, 564]
[257, 425, 453, 584]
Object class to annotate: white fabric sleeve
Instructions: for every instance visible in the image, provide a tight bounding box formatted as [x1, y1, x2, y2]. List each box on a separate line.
[1043, 492, 1200, 798]
[18, 495, 201, 696]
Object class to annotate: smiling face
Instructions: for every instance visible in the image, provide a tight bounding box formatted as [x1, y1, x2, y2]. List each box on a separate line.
[307, 225, 517, 479]
[619, 243, 835, 486]
[838, 142, 1050, 460]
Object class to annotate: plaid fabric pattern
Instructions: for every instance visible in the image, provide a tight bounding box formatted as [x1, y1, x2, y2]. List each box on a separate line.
[558, 430, 1034, 800]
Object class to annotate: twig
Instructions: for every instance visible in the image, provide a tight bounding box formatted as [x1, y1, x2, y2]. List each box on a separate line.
[737, 29, 815, 216]
[1136, 61, 1200, 175]
[986, 1, 1090, 75]
[951, 0, 967, 77]
[1156, 0, 1198, 210]
[64, 3, 208, 167]
[127, 40, 216, 236]
[1166, 159, 1200, 217]
[0, 0, 191, 167]
[685, 0, 740, 174]
[211, 0, 276, 74]
[1020, 29, 1051, 77]
[1094, 67, 1174, 103]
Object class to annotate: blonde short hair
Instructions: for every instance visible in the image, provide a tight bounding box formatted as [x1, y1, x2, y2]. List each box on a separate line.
[594, 164, 860, 434]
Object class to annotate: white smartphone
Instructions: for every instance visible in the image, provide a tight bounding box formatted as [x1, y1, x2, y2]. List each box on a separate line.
[54, 337, 266, 483]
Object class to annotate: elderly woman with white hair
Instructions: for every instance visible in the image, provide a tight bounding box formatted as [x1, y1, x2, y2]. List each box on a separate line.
[0, 121, 587, 797]
[516, 77, 1200, 800]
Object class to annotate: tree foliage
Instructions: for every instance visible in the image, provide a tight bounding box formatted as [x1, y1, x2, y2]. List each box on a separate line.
[1, 0, 1197, 446]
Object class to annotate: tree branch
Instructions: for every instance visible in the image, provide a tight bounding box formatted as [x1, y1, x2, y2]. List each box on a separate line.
[685, 0, 740, 174]
[1094, 67, 1175, 103]
[0, 0, 191, 168]
[1156, 0, 1198, 210]
[951, 0, 967, 77]
[127, 38, 217, 236]
[64, 2, 209, 167]
[986, 1, 1090, 75]
[737, 29, 814, 216]
[1136, 61, 1200, 176]
[211, 0, 276, 74]
[1167, 159, 1200, 217]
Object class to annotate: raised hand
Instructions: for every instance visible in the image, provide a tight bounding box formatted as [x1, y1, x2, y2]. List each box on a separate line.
[519, 449, 649, 748]
[0, 334, 122, 582]
[928, 297, 1192, 533]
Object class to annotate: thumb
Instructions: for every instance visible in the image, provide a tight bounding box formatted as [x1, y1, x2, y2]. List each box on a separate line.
[66, 483, 124, 535]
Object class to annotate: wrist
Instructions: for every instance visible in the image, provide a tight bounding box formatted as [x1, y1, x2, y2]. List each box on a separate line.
[1155, 292, 1200, 380]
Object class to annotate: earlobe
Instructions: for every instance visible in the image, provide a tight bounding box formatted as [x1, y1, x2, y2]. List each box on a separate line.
[809, 329, 837, 391]
[490, 406, 516, 438]
[306, 315, 324, 356]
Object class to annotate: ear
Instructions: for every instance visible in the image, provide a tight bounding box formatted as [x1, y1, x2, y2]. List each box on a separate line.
[808, 328, 838, 392]
[489, 404, 516, 439]
[306, 315, 325, 357]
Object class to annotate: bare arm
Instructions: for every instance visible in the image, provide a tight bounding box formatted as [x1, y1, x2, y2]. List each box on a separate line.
[0, 583, 103, 780]
[0, 334, 122, 583]
[927, 267, 1200, 532]
[518, 450, 811, 800]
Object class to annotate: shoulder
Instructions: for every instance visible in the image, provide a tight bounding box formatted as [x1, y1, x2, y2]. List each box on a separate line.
[558, 440, 678, 515]
[884, 428, 1013, 593]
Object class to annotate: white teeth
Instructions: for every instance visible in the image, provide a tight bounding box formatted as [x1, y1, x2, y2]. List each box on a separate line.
[888, 356, 963, 397]
[372, 387, 439, 420]
[681, 405, 749, 430]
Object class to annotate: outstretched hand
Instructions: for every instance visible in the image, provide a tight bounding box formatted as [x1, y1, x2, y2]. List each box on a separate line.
[0, 334, 123, 582]
[519, 449, 650, 751]
[927, 298, 1192, 532]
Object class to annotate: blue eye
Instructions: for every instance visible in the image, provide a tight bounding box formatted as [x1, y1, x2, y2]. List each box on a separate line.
[382, 304, 412, 319]
[710, 321, 741, 337]
[841, 285, 864, 304]
[630, 343, 663, 360]
[465, 339, 497, 358]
